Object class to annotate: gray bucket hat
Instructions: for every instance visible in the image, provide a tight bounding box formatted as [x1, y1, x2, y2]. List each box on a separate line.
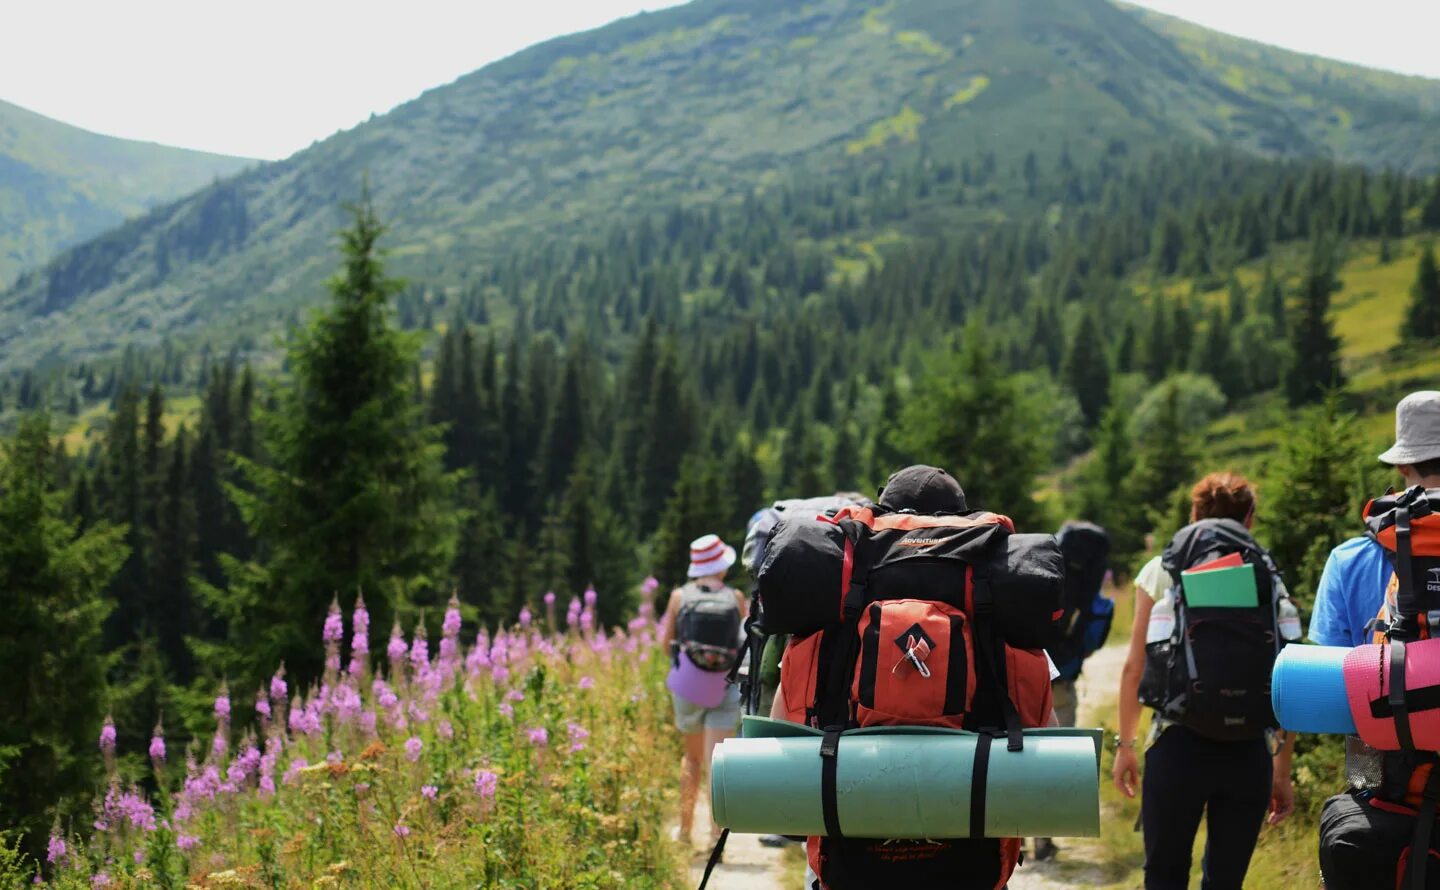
[1379, 391, 1440, 465]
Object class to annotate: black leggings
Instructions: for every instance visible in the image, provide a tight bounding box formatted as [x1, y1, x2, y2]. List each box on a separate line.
[1141, 725, 1272, 890]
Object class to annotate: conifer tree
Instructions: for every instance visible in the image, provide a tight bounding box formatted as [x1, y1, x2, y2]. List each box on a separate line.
[1063, 308, 1111, 427]
[1404, 245, 1440, 341]
[1073, 403, 1144, 571]
[1423, 176, 1440, 230]
[896, 321, 1045, 529]
[1285, 237, 1345, 405]
[206, 195, 460, 685]
[0, 414, 126, 853]
[1257, 395, 1368, 605]
[1125, 385, 1195, 536]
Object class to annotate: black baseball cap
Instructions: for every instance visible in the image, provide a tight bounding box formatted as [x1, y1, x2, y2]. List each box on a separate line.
[878, 465, 967, 514]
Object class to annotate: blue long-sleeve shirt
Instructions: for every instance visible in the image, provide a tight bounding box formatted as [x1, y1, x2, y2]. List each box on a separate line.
[1308, 536, 1393, 647]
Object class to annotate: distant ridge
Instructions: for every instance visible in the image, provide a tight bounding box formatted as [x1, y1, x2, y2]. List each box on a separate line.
[0, 98, 253, 285]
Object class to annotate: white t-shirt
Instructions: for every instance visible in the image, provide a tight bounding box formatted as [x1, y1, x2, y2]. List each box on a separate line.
[1135, 555, 1171, 603]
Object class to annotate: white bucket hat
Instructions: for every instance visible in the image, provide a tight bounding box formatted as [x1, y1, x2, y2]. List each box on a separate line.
[687, 534, 736, 579]
[1379, 391, 1440, 466]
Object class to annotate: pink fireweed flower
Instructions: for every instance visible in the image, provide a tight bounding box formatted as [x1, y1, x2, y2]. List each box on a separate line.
[323, 597, 344, 644]
[578, 676, 595, 690]
[566, 597, 582, 627]
[518, 606, 532, 628]
[473, 768, 498, 808]
[421, 784, 438, 800]
[332, 682, 363, 724]
[46, 834, 66, 864]
[409, 625, 430, 675]
[92, 873, 111, 888]
[214, 688, 231, 723]
[443, 596, 462, 638]
[255, 688, 272, 720]
[270, 668, 288, 702]
[149, 727, 166, 765]
[404, 737, 423, 762]
[387, 621, 407, 667]
[352, 593, 370, 642]
[393, 823, 410, 838]
[497, 701, 514, 719]
[491, 664, 510, 685]
[326, 751, 344, 766]
[177, 834, 199, 851]
[584, 586, 597, 608]
[567, 722, 589, 753]
[439, 720, 453, 740]
[641, 576, 659, 595]
[527, 727, 549, 748]
[544, 591, 556, 607]
[211, 732, 227, 760]
[373, 679, 399, 710]
[505, 689, 524, 703]
[361, 710, 378, 736]
[99, 716, 116, 754]
[288, 693, 306, 735]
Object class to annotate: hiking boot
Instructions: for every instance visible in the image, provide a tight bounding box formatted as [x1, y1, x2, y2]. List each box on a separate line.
[1033, 838, 1059, 862]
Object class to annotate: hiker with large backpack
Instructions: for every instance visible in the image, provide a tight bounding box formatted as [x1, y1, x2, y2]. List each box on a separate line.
[1315, 483, 1440, 889]
[659, 533, 747, 852]
[1312, 392, 1440, 647]
[1032, 520, 1115, 863]
[761, 465, 1065, 889]
[1112, 472, 1300, 889]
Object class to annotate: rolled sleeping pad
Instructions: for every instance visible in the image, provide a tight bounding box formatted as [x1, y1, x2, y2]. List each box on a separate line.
[1271, 644, 1356, 735]
[712, 718, 1102, 839]
[1344, 638, 1440, 751]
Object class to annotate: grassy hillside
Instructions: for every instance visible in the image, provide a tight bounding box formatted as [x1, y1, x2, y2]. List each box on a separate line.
[4, 0, 1440, 372]
[0, 100, 252, 286]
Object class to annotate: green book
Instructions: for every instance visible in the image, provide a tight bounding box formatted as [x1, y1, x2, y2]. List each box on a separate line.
[1181, 562, 1259, 608]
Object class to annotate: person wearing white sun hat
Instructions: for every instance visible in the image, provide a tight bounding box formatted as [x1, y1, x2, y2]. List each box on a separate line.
[659, 533, 747, 851]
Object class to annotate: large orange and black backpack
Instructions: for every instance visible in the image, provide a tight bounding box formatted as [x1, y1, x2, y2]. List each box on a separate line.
[1321, 487, 1440, 890]
[757, 503, 1062, 890]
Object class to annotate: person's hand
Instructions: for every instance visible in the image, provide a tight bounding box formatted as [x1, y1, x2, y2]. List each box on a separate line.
[1112, 746, 1139, 799]
[1267, 774, 1295, 825]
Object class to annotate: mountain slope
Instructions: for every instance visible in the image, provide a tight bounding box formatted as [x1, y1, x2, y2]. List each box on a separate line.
[0, 99, 253, 285]
[3, 0, 1439, 372]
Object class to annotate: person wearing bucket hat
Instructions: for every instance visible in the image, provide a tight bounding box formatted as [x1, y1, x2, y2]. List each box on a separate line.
[658, 533, 747, 852]
[1311, 391, 1440, 649]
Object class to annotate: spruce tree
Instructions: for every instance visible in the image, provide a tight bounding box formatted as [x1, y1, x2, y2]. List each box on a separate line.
[1404, 245, 1440, 341]
[1285, 238, 1346, 405]
[1063, 308, 1111, 427]
[1073, 403, 1144, 572]
[1257, 395, 1368, 606]
[895, 321, 1046, 529]
[0, 414, 126, 853]
[207, 196, 460, 685]
[1124, 385, 1196, 536]
[1422, 176, 1440, 231]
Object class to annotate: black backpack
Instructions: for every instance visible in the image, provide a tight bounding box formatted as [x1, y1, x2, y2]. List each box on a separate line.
[1139, 519, 1288, 741]
[677, 584, 742, 672]
[1050, 521, 1112, 672]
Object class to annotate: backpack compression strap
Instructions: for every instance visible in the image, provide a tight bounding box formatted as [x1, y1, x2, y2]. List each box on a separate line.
[815, 525, 872, 839]
[972, 568, 1024, 752]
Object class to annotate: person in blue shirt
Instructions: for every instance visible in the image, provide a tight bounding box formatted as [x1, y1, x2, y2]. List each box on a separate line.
[1310, 391, 1440, 645]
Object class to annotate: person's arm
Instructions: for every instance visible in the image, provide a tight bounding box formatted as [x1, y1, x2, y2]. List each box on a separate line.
[1113, 587, 1156, 799]
[770, 681, 788, 720]
[1268, 731, 1296, 826]
[1308, 547, 1351, 646]
[734, 587, 749, 620]
[657, 589, 683, 651]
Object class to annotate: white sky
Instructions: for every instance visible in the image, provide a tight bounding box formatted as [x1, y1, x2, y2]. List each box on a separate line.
[2, 0, 1438, 161]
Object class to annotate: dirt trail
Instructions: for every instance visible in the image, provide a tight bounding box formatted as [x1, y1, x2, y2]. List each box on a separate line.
[1007, 643, 1127, 890]
[685, 788, 790, 890]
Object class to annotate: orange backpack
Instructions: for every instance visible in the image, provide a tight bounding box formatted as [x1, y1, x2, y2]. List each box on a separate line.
[761, 506, 1060, 890]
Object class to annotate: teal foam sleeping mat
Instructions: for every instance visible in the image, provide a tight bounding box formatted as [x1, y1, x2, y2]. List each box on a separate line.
[711, 717, 1102, 839]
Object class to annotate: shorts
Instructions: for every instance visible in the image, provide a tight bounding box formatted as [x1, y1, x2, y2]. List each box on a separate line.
[1052, 678, 1078, 728]
[672, 684, 742, 734]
